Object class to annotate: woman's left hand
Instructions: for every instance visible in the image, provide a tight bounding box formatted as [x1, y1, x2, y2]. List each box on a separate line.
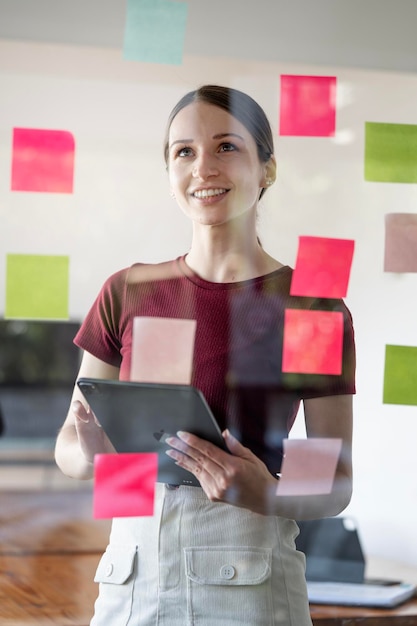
[165, 429, 278, 515]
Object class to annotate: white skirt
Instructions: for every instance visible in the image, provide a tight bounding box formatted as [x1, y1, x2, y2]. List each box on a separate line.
[90, 483, 312, 626]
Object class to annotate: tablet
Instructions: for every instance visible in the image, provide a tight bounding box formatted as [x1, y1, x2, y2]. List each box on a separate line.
[77, 377, 227, 487]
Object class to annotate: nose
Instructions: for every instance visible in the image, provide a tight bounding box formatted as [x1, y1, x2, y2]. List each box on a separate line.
[192, 152, 219, 180]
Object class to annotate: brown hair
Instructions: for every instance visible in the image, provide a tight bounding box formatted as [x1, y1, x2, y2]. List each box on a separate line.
[163, 85, 274, 198]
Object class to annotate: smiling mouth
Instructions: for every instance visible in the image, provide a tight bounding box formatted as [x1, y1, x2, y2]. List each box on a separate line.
[192, 188, 228, 199]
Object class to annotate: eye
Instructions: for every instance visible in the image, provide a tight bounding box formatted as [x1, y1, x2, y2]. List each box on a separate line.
[219, 142, 238, 153]
[176, 146, 193, 158]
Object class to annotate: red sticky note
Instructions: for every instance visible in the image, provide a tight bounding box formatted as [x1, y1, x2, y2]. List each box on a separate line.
[290, 236, 354, 298]
[93, 453, 158, 519]
[131, 317, 196, 384]
[279, 75, 337, 137]
[276, 438, 342, 496]
[11, 127, 75, 193]
[282, 309, 344, 375]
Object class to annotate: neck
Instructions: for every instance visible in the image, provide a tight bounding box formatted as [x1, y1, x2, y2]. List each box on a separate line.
[185, 225, 283, 283]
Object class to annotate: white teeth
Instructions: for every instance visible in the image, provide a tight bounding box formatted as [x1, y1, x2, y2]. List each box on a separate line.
[193, 188, 227, 198]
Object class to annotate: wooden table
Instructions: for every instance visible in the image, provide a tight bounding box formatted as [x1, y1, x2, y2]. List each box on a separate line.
[0, 488, 110, 626]
[310, 597, 417, 625]
[0, 552, 100, 626]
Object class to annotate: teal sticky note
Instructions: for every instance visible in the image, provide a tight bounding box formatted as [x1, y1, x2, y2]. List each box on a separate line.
[365, 122, 417, 183]
[124, 0, 188, 65]
[5, 254, 69, 320]
[383, 344, 417, 405]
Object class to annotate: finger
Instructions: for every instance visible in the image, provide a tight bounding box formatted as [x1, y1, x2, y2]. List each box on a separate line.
[72, 400, 102, 428]
[165, 448, 220, 495]
[72, 400, 90, 423]
[165, 448, 201, 473]
[176, 431, 230, 459]
[167, 433, 227, 470]
[165, 436, 228, 483]
[222, 429, 253, 458]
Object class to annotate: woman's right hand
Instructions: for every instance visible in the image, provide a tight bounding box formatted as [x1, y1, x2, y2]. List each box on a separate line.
[72, 400, 116, 464]
[55, 351, 120, 479]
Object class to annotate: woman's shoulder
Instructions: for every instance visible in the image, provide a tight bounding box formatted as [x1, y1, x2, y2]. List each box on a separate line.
[125, 257, 182, 286]
[99, 257, 182, 287]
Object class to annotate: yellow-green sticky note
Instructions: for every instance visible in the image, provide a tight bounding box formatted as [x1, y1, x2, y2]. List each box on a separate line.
[124, 0, 188, 65]
[6, 254, 69, 320]
[365, 122, 417, 184]
[383, 344, 417, 406]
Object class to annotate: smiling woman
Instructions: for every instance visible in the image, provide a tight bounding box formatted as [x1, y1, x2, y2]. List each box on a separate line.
[55, 84, 355, 626]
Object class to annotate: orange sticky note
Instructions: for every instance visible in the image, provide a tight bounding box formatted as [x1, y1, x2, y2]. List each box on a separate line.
[93, 453, 157, 519]
[282, 309, 344, 375]
[276, 438, 342, 496]
[131, 317, 196, 384]
[290, 236, 354, 298]
[11, 128, 75, 193]
[279, 75, 337, 137]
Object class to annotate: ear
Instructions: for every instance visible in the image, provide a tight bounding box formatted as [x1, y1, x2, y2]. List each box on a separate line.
[261, 155, 277, 188]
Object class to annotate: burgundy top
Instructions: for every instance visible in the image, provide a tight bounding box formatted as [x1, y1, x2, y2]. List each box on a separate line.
[74, 256, 356, 474]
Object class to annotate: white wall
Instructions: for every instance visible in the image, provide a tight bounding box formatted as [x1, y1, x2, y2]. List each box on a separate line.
[1, 40, 416, 567]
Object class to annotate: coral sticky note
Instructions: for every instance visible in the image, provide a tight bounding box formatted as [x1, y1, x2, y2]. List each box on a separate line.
[276, 438, 342, 496]
[365, 122, 417, 184]
[124, 0, 188, 65]
[279, 75, 337, 137]
[11, 128, 75, 193]
[383, 344, 417, 406]
[282, 309, 344, 375]
[384, 213, 417, 273]
[131, 317, 196, 384]
[5, 254, 69, 320]
[290, 236, 354, 298]
[93, 453, 158, 519]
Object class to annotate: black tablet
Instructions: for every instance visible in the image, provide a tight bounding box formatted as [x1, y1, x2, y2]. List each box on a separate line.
[77, 378, 227, 487]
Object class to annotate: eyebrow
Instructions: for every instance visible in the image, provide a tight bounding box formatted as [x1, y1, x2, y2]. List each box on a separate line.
[169, 132, 245, 149]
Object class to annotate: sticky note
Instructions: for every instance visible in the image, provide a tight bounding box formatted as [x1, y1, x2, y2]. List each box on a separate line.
[383, 344, 417, 406]
[5, 254, 69, 320]
[93, 453, 158, 518]
[279, 75, 337, 137]
[384, 213, 417, 273]
[290, 236, 354, 298]
[131, 317, 196, 384]
[365, 122, 417, 184]
[11, 128, 75, 193]
[124, 0, 188, 65]
[282, 309, 344, 375]
[276, 438, 342, 496]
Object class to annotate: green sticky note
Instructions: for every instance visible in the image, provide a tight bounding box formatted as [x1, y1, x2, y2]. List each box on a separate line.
[365, 122, 417, 183]
[383, 344, 417, 405]
[5, 254, 69, 320]
[124, 0, 188, 65]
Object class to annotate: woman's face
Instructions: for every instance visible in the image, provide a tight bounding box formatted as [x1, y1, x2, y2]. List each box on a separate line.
[167, 101, 271, 229]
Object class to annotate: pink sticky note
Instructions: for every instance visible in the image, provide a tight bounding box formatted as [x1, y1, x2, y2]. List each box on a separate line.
[282, 309, 344, 375]
[279, 75, 337, 137]
[11, 127, 75, 193]
[276, 438, 342, 496]
[290, 236, 354, 298]
[93, 453, 158, 519]
[131, 317, 196, 384]
[384, 213, 417, 273]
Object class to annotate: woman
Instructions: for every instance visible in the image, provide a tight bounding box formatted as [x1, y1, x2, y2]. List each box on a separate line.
[55, 85, 355, 625]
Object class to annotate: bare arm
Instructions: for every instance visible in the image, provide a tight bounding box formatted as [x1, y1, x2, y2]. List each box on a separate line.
[270, 393, 353, 519]
[165, 394, 353, 519]
[54, 351, 120, 480]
